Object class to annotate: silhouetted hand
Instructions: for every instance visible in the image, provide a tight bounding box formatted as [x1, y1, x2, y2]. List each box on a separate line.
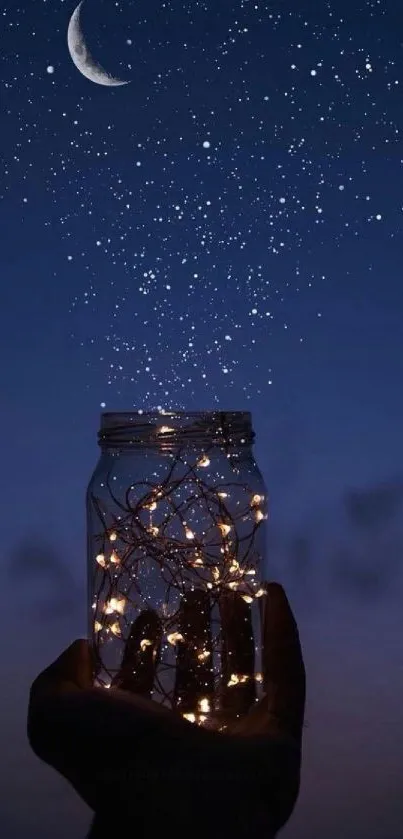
[27, 583, 305, 838]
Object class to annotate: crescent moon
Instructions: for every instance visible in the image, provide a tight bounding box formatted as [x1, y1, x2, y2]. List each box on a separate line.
[67, 0, 129, 87]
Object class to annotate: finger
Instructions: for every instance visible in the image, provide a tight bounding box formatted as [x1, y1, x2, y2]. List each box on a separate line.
[29, 639, 93, 706]
[218, 590, 256, 722]
[262, 582, 306, 745]
[111, 609, 162, 696]
[173, 588, 214, 717]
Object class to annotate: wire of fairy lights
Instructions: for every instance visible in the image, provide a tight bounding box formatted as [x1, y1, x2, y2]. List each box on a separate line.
[89, 441, 267, 727]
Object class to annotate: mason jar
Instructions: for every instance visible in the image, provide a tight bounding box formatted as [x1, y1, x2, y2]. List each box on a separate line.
[87, 410, 268, 731]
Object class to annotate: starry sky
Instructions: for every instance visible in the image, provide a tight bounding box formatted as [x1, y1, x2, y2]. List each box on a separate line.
[1, 1, 403, 837]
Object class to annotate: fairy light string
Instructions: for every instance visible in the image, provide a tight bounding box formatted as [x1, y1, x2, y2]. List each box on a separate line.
[89, 420, 267, 728]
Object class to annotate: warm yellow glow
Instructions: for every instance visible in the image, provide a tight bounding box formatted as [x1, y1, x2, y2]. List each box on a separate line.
[227, 673, 250, 687]
[212, 566, 220, 581]
[207, 582, 213, 589]
[255, 509, 265, 523]
[255, 673, 263, 683]
[183, 713, 196, 723]
[110, 621, 121, 637]
[94, 621, 102, 633]
[147, 524, 159, 536]
[109, 532, 117, 542]
[255, 587, 266, 597]
[217, 491, 228, 499]
[251, 494, 264, 506]
[146, 501, 157, 511]
[229, 559, 240, 574]
[96, 553, 106, 567]
[197, 649, 211, 662]
[245, 568, 256, 576]
[185, 526, 195, 540]
[104, 596, 125, 615]
[167, 632, 184, 645]
[218, 522, 231, 537]
[140, 638, 153, 651]
[110, 551, 120, 564]
[241, 594, 253, 604]
[191, 555, 204, 566]
[199, 697, 210, 713]
[228, 580, 239, 590]
[198, 454, 210, 467]
[158, 425, 175, 434]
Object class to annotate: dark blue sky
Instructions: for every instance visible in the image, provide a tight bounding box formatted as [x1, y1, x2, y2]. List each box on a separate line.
[1, 1, 403, 837]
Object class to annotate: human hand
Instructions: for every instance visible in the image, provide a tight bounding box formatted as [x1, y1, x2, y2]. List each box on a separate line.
[28, 582, 305, 838]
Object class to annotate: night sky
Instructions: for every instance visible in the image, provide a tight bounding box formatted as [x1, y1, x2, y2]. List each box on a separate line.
[1, 1, 403, 837]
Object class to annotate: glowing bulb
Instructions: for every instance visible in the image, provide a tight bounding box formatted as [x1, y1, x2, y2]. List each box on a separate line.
[218, 523, 231, 537]
[140, 638, 153, 651]
[148, 525, 159, 536]
[110, 551, 120, 565]
[183, 713, 196, 723]
[110, 621, 121, 637]
[245, 568, 256, 576]
[228, 673, 250, 687]
[217, 491, 228, 499]
[167, 632, 184, 645]
[145, 500, 157, 511]
[199, 697, 210, 713]
[212, 566, 220, 581]
[198, 454, 210, 467]
[251, 494, 264, 506]
[158, 425, 175, 434]
[185, 526, 195, 540]
[197, 649, 211, 662]
[229, 560, 240, 574]
[96, 553, 106, 567]
[242, 595, 253, 604]
[105, 596, 125, 615]
[255, 587, 266, 598]
[109, 532, 117, 542]
[255, 673, 263, 683]
[94, 621, 102, 633]
[228, 581, 239, 590]
[255, 510, 265, 523]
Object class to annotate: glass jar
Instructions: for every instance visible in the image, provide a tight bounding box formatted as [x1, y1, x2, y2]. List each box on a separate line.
[87, 410, 268, 731]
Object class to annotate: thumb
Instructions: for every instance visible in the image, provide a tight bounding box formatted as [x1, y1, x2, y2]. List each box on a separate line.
[262, 582, 306, 746]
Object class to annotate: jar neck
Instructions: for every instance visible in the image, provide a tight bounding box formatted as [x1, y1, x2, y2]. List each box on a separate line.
[98, 411, 255, 452]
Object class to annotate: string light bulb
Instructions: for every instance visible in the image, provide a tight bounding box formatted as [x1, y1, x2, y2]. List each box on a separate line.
[218, 522, 231, 537]
[104, 596, 125, 615]
[167, 632, 184, 645]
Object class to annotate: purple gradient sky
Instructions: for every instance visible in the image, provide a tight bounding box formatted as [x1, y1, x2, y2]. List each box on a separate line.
[1, 0, 403, 836]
